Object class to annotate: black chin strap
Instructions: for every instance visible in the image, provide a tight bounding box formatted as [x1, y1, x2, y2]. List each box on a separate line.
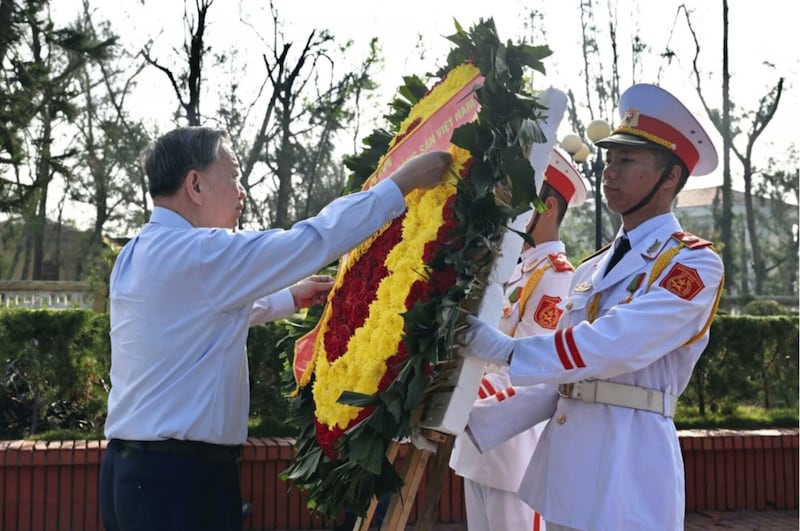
[621, 159, 676, 216]
[527, 209, 544, 236]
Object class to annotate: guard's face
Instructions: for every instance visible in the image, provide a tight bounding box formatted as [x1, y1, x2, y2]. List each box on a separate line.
[601, 146, 662, 216]
[196, 145, 246, 230]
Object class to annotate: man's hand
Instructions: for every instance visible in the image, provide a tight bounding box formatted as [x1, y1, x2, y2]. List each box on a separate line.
[456, 315, 514, 365]
[390, 151, 453, 195]
[290, 275, 335, 309]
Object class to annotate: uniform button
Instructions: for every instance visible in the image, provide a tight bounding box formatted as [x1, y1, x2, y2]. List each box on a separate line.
[556, 414, 566, 425]
[566, 302, 573, 310]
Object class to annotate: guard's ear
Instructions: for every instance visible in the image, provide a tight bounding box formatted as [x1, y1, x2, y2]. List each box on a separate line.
[542, 195, 558, 217]
[661, 163, 682, 193]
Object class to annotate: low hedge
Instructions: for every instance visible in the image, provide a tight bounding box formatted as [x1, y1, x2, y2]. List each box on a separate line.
[0, 309, 796, 440]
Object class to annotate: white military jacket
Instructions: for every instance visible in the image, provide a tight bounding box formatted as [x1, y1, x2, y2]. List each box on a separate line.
[468, 213, 724, 531]
[450, 241, 573, 492]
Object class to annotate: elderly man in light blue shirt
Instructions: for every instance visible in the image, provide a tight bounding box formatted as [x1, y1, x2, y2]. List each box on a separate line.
[99, 126, 451, 531]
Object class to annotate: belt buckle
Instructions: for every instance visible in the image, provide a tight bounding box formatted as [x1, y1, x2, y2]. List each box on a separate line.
[558, 383, 574, 398]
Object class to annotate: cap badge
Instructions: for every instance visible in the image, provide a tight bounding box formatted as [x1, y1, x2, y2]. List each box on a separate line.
[620, 108, 640, 128]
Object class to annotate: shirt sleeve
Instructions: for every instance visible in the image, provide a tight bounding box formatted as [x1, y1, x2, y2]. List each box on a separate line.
[249, 288, 296, 326]
[197, 179, 406, 312]
[508, 248, 724, 385]
[466, 381, 559, 452]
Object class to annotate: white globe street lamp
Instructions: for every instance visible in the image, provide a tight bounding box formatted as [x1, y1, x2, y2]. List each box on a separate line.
[587, 119, 612, 144]
[560, 134, 583, 155]
[573, 143, 590, 164]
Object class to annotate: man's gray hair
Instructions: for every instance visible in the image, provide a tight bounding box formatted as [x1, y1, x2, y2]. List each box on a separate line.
[141, 126, 228, 198]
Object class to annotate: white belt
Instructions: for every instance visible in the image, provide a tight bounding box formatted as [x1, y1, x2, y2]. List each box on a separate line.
[558, 379, 677, 418]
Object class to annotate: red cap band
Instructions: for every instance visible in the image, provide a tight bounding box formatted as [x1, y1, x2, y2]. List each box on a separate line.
[617, 112, 700, 173]
[544, 165, 576, 203]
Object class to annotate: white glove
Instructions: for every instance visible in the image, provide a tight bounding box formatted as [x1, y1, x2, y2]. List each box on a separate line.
[410, 427, 438, 453]
[456, 315, 514, 365]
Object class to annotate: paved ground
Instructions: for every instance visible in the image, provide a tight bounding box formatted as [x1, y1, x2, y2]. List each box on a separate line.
[277, 511, 798, 530]
[395, 510, 800, 530]
[684, 510, 799, 530]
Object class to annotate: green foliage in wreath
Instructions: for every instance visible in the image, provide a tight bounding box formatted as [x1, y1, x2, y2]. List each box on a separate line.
[279, 17, 553, 518]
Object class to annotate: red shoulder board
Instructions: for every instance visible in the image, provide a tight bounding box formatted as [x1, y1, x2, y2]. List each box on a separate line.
[672, 231, 713, 249]
[548, 253, 574, 272]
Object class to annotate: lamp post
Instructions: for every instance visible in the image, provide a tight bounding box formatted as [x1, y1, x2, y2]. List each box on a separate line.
[586, 120, 612, 250]
[561, 119, 611, 250]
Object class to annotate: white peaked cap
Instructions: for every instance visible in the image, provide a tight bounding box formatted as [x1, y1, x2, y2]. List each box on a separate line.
[544, 147, 588, 207]
[595, 83, 718, 176]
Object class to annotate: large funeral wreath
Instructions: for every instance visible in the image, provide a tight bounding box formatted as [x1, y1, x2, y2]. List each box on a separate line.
[280, 18, 553, 518]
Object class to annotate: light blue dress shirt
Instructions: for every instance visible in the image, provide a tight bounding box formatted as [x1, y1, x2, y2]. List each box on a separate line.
[105, 179, 406, 445]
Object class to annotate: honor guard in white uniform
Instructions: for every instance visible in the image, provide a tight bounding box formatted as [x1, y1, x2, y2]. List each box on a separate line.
[450, 148, 587, 531]
[458, 84, 725, 531]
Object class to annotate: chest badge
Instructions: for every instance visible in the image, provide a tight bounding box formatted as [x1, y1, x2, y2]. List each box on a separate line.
[533, 295, 563, 329]
[574, 281, 592, 292]
[508, 286, 521, 303]
[621, 272, 647, 304]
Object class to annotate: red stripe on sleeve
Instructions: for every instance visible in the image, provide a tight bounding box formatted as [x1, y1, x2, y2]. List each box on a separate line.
[555, 330, 574, 370]
[505, 386, 516, 398]
[479, 378, 497, 399]
[564, 327, 586, 368]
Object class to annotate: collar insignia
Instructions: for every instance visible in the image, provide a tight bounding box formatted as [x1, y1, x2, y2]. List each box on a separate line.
[574, 281, 592, 292]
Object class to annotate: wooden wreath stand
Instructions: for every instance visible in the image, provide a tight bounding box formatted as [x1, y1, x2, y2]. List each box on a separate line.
[353, 429, 456, 531]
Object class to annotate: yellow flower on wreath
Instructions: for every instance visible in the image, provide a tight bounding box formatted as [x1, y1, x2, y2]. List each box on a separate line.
[293, 62, 481, 432]
[313, 148, 470, 430]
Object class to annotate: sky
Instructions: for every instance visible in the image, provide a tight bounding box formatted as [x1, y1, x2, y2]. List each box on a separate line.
[52, 0, 798, 195]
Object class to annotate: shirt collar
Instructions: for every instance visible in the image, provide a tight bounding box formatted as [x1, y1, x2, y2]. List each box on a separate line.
[520, 240, 566, 263]
[615, 212, 675, 249]
[150, 206, 194, 229]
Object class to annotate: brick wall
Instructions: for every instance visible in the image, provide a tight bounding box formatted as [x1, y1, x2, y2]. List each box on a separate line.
[1, 429, 796, 531]
[681, 429, 798, 512]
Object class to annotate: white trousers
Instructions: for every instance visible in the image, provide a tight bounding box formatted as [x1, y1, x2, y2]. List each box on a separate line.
[464, 478, 545, 531]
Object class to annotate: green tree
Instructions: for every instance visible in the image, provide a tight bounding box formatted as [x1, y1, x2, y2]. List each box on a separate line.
[257, 33, 380, 228]
[69, 1, 150, 277]
[135, 0, 380, 231]
[542, 0, 638, 250]
[678, 3, 788, 296]
[140, 0, 211, 126]
[753, 163, 799, 296]
[0, 0, 114, 279]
